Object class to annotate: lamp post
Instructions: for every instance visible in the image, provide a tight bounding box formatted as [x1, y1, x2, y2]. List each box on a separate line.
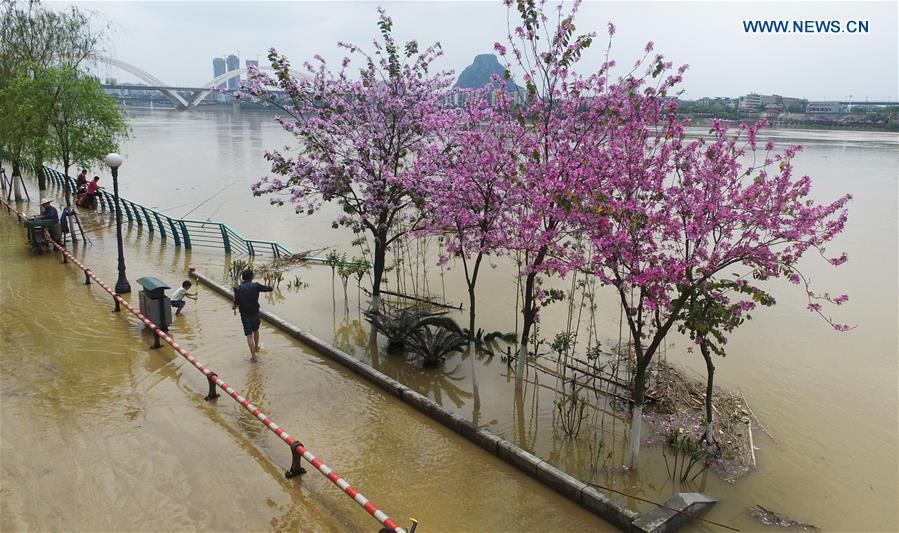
[105, 152, 131, 296]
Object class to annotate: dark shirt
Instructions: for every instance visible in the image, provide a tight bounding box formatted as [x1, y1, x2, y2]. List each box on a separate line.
[39, 205, 59, 223]
[233, 281, 273, 319]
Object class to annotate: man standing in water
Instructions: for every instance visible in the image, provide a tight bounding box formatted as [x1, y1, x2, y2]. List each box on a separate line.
[232, 269, 273, 363]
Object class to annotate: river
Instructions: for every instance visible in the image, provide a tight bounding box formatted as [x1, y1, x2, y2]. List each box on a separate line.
[1, 107, 897, 531]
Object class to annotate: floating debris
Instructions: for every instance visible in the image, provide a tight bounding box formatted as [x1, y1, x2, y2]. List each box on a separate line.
[749, 505, 820, 531]
[641, 360, 760, 482]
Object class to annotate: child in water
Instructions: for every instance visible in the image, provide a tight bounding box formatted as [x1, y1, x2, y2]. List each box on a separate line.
[170, 280, 197, 316]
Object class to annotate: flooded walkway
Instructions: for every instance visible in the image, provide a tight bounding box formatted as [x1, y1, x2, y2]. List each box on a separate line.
[0, 208, 612, 531]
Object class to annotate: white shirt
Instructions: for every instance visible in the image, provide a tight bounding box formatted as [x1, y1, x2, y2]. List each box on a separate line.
[171, 287, 188, 301]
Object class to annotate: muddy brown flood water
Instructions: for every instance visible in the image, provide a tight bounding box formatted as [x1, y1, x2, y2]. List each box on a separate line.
[1, 108, 897, 532]
[0, 212, 611, 531]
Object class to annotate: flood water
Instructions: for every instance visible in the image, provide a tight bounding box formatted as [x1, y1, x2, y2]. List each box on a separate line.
[0, 206, 611, 531]
[2, 107, 897, 532]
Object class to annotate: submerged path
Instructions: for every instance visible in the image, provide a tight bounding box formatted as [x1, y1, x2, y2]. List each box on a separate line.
[0, 203, 612, 531]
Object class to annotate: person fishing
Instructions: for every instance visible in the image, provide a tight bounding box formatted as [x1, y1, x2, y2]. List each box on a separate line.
[75, 169, 88, 193]
[79, 176, 100, 208]
[31, 198, 62, 243]
[232, 269, 273, 363]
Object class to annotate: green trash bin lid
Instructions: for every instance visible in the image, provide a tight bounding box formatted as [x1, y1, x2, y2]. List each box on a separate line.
[136, 276, 170, 292]
[25, 219, 56, 228]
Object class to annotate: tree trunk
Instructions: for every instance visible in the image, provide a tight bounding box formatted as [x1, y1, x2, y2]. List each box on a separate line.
[516, 266, 539, 378]
[12, 161, 23, 201]
[628, 361, 648, 468]
[700, 339, 715, 443]
[370, 230, 387, 310]
[62, 162, 73, 207]
[465, 253, 483, 342]
[35, 156, 47, 196]
[468, 285, 477, 341]
[62, 161, 77, 243]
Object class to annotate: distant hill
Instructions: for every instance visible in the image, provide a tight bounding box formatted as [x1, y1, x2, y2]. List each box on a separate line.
[454, 54, 520, 92]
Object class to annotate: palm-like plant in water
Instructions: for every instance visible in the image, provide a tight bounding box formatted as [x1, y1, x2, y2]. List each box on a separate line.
[364, 306, 447, 350]
[406, 324, 467, 367]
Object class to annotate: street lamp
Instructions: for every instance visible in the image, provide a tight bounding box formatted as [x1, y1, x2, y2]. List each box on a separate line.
[105, 152, 131, 296]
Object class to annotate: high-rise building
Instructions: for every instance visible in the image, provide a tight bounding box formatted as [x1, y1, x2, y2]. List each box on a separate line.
[245, 59, 258, 69]
[226, 54, 240, 89]
[213, 57, 226, 89]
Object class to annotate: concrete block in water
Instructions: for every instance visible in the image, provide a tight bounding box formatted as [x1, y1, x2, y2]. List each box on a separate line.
[496, 440, 542, 476]
[580, 486, 639, 531]
[459, 424, 503, 455]
[536, 461, 588, 501]
[631, 492, 717, 533]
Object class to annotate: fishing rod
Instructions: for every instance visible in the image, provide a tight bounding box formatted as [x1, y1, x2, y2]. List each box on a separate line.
[180, 182, 235, 220]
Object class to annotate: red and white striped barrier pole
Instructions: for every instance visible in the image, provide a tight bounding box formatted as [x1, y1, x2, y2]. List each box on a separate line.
[39, 233, 406, 533]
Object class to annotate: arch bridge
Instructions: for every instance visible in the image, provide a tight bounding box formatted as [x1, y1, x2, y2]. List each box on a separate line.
[93, 55, 311, 110]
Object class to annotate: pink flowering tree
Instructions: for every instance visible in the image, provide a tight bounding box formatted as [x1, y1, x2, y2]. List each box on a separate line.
[430, 85, 521, 341]
[493, 0, 635, 376]
[240, 9, 454, 309]
[580, 117, 851, 467]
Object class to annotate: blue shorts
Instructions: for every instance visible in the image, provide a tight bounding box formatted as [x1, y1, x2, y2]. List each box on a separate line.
[171, 300, 186, 309]
[241, 317, 260, 336]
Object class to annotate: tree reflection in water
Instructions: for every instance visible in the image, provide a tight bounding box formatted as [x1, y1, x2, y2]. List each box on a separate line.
[334, 314, 475, 410]
[393, 359, 473, 409]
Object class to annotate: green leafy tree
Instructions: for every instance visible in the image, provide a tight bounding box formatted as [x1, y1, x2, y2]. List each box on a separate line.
[676, 278, 775, 442]
[0, 70, 50, 200]
[0, 0, 106, 194]
[47, 67, 128, 213]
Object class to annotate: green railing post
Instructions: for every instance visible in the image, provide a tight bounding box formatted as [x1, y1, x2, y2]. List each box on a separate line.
[153, 212, 166, 239]
[220, 224, 231, 253]
[120, 198, 133, 222]
[141, 206, 154, 231]
[167, 217, 181, 245]
[247, 240, 255, 256]
[179, 220, 191, 249]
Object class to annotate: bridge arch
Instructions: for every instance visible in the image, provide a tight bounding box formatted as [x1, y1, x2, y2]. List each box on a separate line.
[92, 55, 190, 109]
[191, 67, 313, 106]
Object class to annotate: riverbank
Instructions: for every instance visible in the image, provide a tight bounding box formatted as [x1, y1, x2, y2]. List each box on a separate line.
[686, 116, 899, 132]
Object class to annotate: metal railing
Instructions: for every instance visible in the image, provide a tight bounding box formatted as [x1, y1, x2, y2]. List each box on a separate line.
[4, 156, 369, 268]
[55, 166, 292, 259]
[9, 158, 293, 260]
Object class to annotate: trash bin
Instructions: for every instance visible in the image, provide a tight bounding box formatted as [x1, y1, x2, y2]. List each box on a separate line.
[136, 276, 172, 332]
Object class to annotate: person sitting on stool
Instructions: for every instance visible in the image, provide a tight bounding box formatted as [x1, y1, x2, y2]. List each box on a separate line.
[79, 176, 100, 208]
[33, 197, 61, 243]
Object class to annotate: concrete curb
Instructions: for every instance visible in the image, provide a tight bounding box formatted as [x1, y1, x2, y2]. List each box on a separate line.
[193, 270, 640, 530]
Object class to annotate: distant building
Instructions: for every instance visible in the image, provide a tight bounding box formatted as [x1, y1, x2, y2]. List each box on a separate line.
[806, 101, 849, 114]
[213, 57, 226, 89]
[739, 93, 782, 112]
[781, 97, 806, 113]
[226, 54, 240, 89]
[104, 77, 117, 86]
[245, 59, 258, 69]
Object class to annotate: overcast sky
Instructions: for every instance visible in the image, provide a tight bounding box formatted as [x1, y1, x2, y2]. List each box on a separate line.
[53, 1, 898, 101]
